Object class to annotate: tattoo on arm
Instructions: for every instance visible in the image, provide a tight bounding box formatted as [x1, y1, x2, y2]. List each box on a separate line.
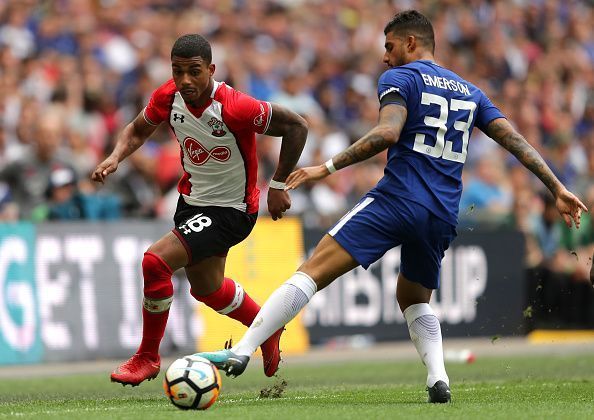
[333, 104, 407, 170]
[334, 132, 392, 169]
[486, 118, 562, 195]
[265, 104, 308, 181]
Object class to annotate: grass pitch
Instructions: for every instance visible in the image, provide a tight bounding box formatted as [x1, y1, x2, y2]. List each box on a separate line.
[0, 353, 593, 419]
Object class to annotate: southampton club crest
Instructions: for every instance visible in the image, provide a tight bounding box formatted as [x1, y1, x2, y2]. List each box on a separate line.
[208, 117, 226, 137]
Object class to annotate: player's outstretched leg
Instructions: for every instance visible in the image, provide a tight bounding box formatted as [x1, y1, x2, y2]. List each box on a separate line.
[194, 327, 284, 378]
[192, 278, 286, 377]
[111, 252, 173, 386]
[196, 272, 317, 378]
[195, 349, 250, 377]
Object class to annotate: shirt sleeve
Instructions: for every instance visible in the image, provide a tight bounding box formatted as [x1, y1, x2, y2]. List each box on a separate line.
[143, 80, 176, 125]
[474, 91, 506, 132]
[377, 68, 415, 107]
[222, 87, 272, 134]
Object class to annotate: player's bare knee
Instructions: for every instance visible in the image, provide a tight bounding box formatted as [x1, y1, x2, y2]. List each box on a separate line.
[397, 275, 432, 312]
[185, 257, 225, 296]
[296, 261, 329, 290]
[145, 235, 187, 270]
[397, 297, 413, 313]
[298, 236, 358, 290]
[186, 275, 223, 296]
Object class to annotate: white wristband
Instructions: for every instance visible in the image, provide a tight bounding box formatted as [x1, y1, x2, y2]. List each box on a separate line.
[269, 179, 286, 190]
[325, 159, 337, 174]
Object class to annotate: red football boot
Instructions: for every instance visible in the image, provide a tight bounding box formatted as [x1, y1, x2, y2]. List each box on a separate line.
[110, 353, 161, 386]
[260, 327, 285, 377]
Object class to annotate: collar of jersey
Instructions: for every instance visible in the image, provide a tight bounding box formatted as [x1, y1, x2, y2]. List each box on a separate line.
[182, 81, 221, 119]
[417, 59, 440, 67]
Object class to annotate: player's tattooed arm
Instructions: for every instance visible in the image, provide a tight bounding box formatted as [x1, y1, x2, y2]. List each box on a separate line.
[486, 117, 588, 228]
[91, 111, 158, 183]
[485, 118, 562, 195]
[265, 103, 308, 182]
[333, 104, 407, 170]
[285, 104, 406, 191]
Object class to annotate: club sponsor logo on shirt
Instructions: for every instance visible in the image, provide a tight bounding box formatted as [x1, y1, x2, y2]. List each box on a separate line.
[207, 117, 226, 137]
[183, 137, 230, 165]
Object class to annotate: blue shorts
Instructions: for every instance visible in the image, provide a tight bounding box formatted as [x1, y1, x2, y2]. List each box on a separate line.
[329, 192, 457, 289]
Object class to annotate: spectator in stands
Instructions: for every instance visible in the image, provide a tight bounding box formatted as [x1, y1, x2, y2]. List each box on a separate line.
[0, 181, 17, 221]
[459, 154, 513, 226]
[270, 70, 325, 127]
[45, 165, 121, 221]
[0, 110, 73, 220]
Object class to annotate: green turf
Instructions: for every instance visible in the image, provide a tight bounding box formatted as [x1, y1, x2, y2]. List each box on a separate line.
[0, 353, 593, 419]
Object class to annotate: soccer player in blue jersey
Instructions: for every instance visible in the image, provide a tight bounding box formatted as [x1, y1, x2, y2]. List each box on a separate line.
[193, 10, 588, 403]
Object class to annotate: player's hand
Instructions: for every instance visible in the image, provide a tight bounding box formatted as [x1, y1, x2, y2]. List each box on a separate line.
[285, 165, 330, 190]
[267, 188, 291, 221]
[91, 156, 119, 184]
[554, 188, 588, 228]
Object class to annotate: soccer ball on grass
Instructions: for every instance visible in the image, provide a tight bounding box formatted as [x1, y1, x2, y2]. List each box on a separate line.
[163, 355, 222, 410]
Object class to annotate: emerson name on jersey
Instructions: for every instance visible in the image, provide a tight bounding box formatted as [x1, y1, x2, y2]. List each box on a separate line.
[420, 73, 471, 96]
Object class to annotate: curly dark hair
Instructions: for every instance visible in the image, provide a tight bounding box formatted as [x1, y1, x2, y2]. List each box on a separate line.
[384, 10, 435, 53]
[171, 34, 212, 63]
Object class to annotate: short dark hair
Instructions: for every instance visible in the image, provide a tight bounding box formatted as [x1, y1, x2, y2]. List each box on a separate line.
[171, 34, 212, 63]
[384, 10, 435, 53]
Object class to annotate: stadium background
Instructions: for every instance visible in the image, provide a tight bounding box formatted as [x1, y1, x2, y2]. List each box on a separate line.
[0, 0, 593, 366]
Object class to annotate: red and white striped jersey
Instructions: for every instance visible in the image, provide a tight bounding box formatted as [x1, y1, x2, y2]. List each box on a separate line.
[144, 79, 272, 213]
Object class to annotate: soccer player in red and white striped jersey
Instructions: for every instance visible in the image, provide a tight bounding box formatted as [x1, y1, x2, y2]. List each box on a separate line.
[92, 34, 307, 386]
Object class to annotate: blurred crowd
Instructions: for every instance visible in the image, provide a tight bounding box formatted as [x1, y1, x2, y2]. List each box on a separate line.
[0, 0, 593, 292]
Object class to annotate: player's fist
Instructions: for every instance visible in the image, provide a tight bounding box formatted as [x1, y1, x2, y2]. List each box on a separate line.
[267, 188, 291, 221]
[91, 156, 119, 184]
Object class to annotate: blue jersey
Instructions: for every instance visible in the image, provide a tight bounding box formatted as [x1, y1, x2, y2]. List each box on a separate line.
[374, 60, 504, 225]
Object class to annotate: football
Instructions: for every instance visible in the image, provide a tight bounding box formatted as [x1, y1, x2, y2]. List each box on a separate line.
[162, 355, 222, 410]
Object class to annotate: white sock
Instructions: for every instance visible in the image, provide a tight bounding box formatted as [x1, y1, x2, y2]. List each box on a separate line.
[231, 271, 317, 357]
[403, 303, 449, 387]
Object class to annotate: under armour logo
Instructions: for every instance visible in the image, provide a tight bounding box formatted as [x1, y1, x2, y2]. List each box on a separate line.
[173, 113, 185, 123]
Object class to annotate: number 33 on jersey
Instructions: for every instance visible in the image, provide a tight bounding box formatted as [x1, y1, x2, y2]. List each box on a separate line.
[374, 60, 505, 226]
